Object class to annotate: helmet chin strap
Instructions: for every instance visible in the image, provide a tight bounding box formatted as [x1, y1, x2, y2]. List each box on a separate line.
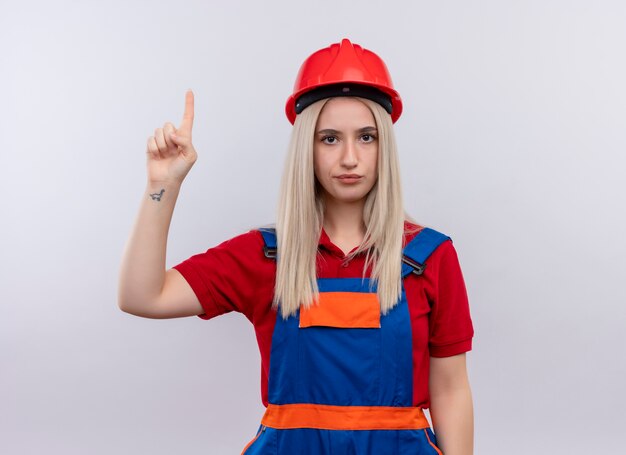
[295, 83, 393, 116]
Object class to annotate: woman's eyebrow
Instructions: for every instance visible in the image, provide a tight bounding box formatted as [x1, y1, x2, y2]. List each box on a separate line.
[316, 128, 338, 135]
[316, 126, 378, 135]
[357, 126, 378, 133]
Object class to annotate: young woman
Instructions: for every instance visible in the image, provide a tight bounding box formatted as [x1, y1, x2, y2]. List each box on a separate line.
[118, 38, 474, 455]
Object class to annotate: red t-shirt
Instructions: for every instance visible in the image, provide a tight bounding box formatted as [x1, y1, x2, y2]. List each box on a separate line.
[172, 221, 474, 409]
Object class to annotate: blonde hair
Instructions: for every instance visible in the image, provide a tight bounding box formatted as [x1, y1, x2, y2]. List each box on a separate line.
[271, 96, 419, 319]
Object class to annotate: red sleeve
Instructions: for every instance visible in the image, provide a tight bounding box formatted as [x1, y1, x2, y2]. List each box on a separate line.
[427, 240, 474, 357]
[171, 230, 269, 321]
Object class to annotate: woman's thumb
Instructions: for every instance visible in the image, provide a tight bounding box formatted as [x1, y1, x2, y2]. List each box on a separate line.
[170, 132, 195, 158]
[170, 132, 188, 147]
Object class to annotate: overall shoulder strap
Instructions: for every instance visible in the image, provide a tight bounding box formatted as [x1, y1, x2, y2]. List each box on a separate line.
[401, 227, 451, 277]
[258, 227, 277, 259]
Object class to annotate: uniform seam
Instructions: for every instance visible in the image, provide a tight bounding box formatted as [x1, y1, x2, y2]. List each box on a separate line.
[429, 334, 473, 348]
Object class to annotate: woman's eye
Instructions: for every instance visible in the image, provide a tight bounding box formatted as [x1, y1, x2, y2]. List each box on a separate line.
[322, 136, 337, 144]
[361, 134, 376, 143]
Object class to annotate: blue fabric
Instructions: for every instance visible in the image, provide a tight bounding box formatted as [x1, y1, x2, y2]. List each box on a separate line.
[401, 228, 451, 278]
[259, 228, 277, 249]
[244, 426, 443, 454]
[269, 277, 413, 407]
[248, 227, 449, 454]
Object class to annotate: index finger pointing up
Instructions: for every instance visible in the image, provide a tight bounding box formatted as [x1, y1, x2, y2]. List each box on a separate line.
[178, 89, 194, 135]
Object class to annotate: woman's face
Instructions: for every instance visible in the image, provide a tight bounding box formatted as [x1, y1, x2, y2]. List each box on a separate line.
[313, 97, 378, 206]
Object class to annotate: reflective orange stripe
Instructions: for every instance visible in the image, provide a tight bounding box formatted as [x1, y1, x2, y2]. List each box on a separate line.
[299, 292, 380, 328]
[261, 403, 430, 430]
[423, 428, 443, 455]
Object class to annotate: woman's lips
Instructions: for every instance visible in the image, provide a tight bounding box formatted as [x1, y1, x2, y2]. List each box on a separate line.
[336, 175, 363, 184]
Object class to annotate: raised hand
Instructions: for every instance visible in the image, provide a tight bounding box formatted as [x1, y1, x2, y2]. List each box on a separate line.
[146, 90, 198, 185]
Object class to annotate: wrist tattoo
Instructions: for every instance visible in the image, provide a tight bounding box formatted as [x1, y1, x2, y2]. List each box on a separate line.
[149, 189, 165, 201]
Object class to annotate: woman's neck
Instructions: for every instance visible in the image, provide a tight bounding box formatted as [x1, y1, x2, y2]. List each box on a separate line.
[322, 197, 366, 249]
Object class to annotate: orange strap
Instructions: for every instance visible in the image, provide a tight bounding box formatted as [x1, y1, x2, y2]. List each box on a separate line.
[261, 403, 430, 430]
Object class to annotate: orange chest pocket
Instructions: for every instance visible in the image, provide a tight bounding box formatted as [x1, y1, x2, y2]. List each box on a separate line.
[299, 292, 381, 328]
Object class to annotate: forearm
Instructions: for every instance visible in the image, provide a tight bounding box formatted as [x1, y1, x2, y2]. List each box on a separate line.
[429, 381, 474, 455]
[117, 181, 181, 313]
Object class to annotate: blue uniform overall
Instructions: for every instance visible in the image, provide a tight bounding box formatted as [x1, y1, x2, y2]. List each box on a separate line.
[241, 228, 449, 455]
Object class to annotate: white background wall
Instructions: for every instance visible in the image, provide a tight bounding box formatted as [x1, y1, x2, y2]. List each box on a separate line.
[2, 1, 625, 453]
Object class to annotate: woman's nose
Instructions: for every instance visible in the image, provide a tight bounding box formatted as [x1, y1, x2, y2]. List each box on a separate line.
[340, 140, 358, 168]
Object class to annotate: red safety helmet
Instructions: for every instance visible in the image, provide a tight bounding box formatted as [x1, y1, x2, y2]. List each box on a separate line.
[285, 38, 403, 124]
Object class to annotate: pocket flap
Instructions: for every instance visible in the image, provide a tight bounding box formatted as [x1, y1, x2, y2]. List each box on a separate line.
[299, 292, 380, 328]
